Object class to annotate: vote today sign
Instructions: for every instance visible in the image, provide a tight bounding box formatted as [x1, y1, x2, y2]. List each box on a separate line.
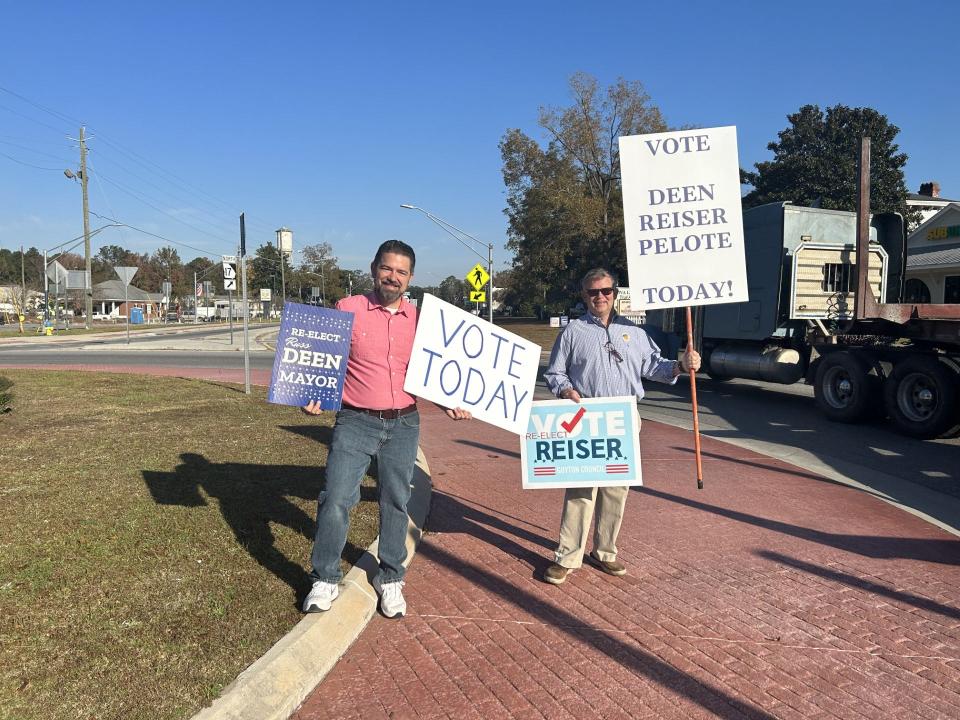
[404, 294, 540, 434]
[619, 126, 748, 311]
[521, 397, 643, 490]
[267, 302, 354, 409]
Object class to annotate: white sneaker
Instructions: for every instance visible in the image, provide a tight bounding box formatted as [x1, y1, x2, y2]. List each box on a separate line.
[302, 580, 339, 613]
[373, 578, 406, 618]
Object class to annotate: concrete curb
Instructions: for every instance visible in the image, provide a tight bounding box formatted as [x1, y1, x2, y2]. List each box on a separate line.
[190, 447, 433, 720]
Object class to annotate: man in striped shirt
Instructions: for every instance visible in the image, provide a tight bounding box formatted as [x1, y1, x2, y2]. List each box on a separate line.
[542, 268, 700, 585]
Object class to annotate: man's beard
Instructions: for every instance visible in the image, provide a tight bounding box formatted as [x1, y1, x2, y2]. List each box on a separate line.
[375, 280, 403, 305]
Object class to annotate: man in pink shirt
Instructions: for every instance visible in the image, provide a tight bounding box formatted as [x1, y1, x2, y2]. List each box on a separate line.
[301, 240, 469, 618]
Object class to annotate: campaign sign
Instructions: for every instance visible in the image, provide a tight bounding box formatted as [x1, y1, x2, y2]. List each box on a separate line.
[267, 302, 353, 409]
[521, 397, 642, 490]
[404, 294, 540, 434]
[619, 125, 748, 311]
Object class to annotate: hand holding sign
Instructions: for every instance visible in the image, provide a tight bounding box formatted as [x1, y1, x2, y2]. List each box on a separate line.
[268, 302, 354, 409]
[522, 397, 642, 490]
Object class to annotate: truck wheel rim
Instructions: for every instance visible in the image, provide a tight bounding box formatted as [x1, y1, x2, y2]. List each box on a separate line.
[897, 372, 937, 422]
[824, 367, 854, 408]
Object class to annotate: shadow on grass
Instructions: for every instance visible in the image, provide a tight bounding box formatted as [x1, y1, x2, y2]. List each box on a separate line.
[142, 445, 377, 602]
[422, 491, 777, 720]
[639, 486, 960, 566]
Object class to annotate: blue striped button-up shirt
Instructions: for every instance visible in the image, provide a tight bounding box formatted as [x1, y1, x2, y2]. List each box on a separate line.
[543, 312, 678, 400]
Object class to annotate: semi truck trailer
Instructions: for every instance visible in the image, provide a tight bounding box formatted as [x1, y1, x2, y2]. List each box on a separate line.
[647, 145, 960, 439]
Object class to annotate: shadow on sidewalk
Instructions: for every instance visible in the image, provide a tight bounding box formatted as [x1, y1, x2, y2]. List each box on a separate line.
[667, 444, 847, 485]
[453, 438, 522, 459]
[640, 487, 960, 565]
[142, 451, 376, 602]
[417, 533, 778, 720]
[756, 550, 960, 620]
[426, 491, 555, 554]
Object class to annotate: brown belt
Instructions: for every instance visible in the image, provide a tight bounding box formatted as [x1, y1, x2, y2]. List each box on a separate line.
[340, 403, 417, 419]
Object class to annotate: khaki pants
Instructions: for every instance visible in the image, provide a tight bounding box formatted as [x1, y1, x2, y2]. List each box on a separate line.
[554, 484, 630, 568]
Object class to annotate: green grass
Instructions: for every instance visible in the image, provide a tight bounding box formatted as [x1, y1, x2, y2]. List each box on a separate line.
[0, 370, 377, 720]
[0, 376, 10, 413]
[494, 320, 561, 349]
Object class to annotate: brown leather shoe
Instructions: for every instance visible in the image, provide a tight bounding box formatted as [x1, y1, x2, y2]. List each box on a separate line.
[589, 552, 627, 576]
[543, 563, 572, 585]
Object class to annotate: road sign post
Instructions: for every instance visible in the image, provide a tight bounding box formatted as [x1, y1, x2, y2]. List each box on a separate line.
[240, 213, 250, 394]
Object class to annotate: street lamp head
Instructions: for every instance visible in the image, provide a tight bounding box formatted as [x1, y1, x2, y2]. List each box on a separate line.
[63, 168, 76, 180]
[400, 204, 418, 210]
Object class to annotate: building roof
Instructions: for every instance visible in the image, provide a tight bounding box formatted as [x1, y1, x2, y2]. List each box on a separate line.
[906, 245, 960, 269]
[907, 193, 960, 203]
[92, 280, 153, 302]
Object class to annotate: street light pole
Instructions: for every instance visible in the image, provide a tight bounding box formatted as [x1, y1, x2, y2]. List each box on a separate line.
[401, 204, 494, 324]
[79, 127, 92, 328]
[276, 227, 293, 312]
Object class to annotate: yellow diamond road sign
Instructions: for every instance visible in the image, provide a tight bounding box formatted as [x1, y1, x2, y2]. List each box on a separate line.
[469, 290, 486, 303]
[465, 263, 489, 291]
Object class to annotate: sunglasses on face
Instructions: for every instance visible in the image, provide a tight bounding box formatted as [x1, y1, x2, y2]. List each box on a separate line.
[586, 287, 615, 298]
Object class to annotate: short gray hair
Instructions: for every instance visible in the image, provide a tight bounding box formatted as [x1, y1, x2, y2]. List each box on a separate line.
[580, 268, 618, 291]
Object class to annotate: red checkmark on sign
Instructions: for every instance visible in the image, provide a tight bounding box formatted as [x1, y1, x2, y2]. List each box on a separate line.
[560, 407, 586, 433]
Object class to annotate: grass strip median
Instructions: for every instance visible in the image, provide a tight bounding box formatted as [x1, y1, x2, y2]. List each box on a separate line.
[0, 370, 377, 720]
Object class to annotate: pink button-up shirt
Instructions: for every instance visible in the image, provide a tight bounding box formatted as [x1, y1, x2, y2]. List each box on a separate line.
[336, 292, 418, 410]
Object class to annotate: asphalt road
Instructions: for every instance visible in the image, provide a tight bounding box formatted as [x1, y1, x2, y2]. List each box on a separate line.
[641, 376, 959, 483]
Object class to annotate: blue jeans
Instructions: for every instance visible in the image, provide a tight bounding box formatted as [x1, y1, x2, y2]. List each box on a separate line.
[309, 408, 420, 584]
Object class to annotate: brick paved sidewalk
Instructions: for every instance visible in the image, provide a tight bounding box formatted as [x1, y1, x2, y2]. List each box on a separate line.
[296, 404, 960, 720]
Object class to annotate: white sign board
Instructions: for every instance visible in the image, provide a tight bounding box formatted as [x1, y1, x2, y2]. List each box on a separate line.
[404, 294, 540, 434]
[619, 126, 747, 311]
[521, 397, 643, 490]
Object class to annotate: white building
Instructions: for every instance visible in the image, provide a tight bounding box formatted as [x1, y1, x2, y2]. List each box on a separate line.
[905, 201, 960, 304]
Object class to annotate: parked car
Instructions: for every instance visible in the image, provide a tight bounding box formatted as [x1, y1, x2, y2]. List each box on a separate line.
[163, 313, 181, 324]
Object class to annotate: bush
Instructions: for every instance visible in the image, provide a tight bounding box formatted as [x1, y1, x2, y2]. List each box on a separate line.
[0, 375, 11, 413]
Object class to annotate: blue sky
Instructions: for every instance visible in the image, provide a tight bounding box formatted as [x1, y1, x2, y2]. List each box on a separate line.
[1, 1, 957, 286]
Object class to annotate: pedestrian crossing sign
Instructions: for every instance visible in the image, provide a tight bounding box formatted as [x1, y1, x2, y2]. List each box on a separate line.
[465, 263, 489, 291]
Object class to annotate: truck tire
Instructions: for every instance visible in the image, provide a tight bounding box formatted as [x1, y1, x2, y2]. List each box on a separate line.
[813, 351, 875, 423]
[883, 356, 960, 439]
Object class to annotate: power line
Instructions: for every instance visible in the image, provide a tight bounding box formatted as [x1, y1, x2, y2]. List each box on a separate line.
[0, 138, 73, 163]
[87, 148, 251, 238]
[0, 85, 281, 249]
[92, 133, 279, 235]
[90, 211, 228, 258]
[0, 151, 62, 171]
[92, 171, 234, 245]
[0, 84, 82, 127]
[0, 101, 72, 137]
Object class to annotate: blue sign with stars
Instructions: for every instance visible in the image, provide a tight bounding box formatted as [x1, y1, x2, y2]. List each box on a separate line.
[268, 302, 354, 409]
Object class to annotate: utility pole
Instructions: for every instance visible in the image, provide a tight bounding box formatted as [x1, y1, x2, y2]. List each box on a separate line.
[20, 245, 26, 334]
[79, 127, 92, 328]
